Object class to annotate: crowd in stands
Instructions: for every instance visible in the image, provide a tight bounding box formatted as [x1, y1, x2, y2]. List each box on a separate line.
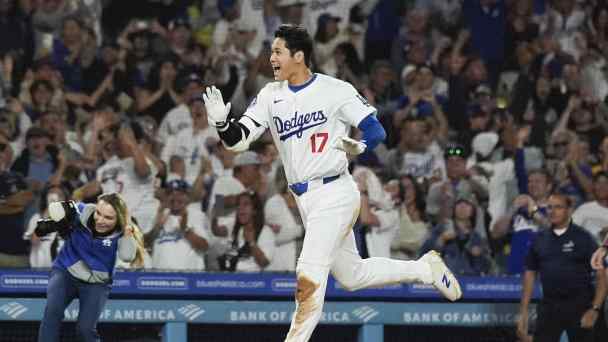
[1, 0, 608, 277]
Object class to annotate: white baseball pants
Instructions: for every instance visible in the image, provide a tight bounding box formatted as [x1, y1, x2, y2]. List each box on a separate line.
[284, 175, 433, 342]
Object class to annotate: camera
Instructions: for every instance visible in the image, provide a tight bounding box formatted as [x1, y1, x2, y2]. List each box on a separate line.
[217, 247, 240, 272]
[34, 218, 69, 237]
[35, 201, 78, 237]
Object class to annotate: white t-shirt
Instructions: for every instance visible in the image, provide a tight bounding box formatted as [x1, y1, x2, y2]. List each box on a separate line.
[207, 175, 246, 221]
[240, 73, 375, 184]
[400, 149, 446, 180]
[237, 0, 265, 53]
[234, 225, 276, 272]
[161, 126, 218, 185]
[23, 213, 59, 268]
[209, 154, 234, 179]
[151, 206, 211, 270]
[264, 194, 303, 271]
[96, 155, 159, 233]
[572, 201, 608, 242]
[158, 104, 192, 142]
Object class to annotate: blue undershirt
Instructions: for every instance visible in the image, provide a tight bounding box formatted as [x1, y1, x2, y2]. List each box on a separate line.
[357, 114, 386, 152]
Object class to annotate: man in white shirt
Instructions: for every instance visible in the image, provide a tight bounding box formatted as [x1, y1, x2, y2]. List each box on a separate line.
[76, 121, 159, 233]
[145, 179, 210, 270]
[573, 172, 608, 242]
[158, 72, 205, 143]
[384, 117, 446, 181]
[161, 93, 219, 185]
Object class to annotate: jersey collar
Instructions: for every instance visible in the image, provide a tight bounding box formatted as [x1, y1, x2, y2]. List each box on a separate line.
[288, 73, 317, 93]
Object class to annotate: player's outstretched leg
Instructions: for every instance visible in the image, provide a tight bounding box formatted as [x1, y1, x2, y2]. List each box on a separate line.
[419, 250, 462, 301]
[284, 177, 361, 342]
[331, 231, 462, 301]
[284, 262, 330, 342]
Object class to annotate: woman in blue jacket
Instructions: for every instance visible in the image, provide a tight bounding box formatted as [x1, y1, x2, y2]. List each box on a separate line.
[37, 193, 145, 342]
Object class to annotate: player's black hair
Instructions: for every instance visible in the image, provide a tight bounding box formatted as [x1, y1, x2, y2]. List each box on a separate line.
[274, 24, 313, 67]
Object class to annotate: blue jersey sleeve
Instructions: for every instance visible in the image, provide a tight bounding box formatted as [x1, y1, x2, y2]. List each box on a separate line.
[357, 114, 386, 152]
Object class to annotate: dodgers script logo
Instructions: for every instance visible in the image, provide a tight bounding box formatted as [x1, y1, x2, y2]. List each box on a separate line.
[274, 111, 327, 141]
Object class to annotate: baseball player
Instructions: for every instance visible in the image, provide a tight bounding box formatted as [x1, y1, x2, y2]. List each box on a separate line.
[203, 24, 462, 342]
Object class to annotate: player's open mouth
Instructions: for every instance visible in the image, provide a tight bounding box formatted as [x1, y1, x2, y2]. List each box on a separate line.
[272, 65, 281, 75]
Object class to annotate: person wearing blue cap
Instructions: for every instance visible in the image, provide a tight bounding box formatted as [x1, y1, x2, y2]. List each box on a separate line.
[145, 179, 211, 270]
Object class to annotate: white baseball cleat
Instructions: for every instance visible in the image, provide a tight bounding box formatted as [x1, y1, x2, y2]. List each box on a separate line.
[420, 250, 462, 301]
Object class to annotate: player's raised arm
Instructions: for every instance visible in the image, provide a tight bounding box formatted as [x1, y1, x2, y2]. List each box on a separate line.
[202, 86, 265, 152]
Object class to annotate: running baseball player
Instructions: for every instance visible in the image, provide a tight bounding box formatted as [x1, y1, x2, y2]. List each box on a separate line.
[203, 24, 462, 342]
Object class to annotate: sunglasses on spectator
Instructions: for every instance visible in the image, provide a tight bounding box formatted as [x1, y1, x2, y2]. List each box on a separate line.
[445, 147, 466, 158]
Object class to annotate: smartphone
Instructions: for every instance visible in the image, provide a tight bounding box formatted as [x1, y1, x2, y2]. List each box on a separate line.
[41, 33, 54, 51]
[136, 20, 149, 30]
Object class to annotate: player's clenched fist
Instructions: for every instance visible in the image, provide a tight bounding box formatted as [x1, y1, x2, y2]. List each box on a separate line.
[332, 136, 367, 155]
[202, 86, 232, 127]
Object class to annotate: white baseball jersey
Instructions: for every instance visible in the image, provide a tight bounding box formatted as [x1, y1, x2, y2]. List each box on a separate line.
[151, 205, 211, 270]
[158, 104, 192, 142]
[572, 201, 608, 242]
[160, 126, 218, 185]
[240, 73, 376, 184]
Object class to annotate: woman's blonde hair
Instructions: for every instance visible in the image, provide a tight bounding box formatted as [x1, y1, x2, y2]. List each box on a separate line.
[97, 193, 146, 268]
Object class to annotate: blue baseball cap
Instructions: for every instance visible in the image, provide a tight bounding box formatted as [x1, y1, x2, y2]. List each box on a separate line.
[218, 0, 237, 15]
[166, 179, 190, 192]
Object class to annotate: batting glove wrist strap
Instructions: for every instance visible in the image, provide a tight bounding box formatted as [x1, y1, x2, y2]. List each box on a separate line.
[216, 121, 229, 132]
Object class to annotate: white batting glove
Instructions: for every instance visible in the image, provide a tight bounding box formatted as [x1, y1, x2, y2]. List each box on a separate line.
[332, 136, 367, 155]
[202, 86, 232, 127]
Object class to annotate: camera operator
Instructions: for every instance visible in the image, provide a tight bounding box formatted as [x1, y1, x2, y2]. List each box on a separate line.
[36, 193, 145, 342]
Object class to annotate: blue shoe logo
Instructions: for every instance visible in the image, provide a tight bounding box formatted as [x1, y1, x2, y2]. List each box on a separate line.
[442, 274, 450, 288]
